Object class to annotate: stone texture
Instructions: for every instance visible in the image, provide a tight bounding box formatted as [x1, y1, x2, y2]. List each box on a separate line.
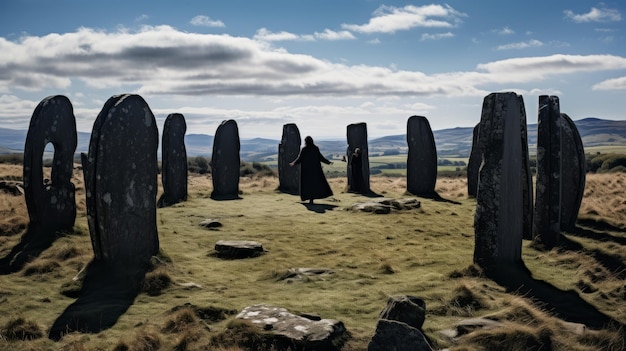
[473, 92, 526, 267]
[347, 123, 370, 193]
[210, 120, 240, 200]
[368, 319, 432, 351]
[158, 113, 188, 207]
[406, 116, 437, 196]
[236, 304, 348, 351]
[214, 240, 264, 259]
[378, 295, 426, 330]
[278, 123, 301, 195]
[467, 123, 481, 198]
[559, 113, 586, 231]
[23, 95, 77, 232]
[533, 95, 562, 248]
[81, 94, 159, 266]
[346, 198, 421, 214]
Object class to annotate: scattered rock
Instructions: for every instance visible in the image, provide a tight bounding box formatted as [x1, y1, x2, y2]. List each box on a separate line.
[236, 304, 348, 351]
[214, 240, 265, 259]
[346, 198, 421, 214]
[278, 268, 335, 282]
[378, 295, 426, 330]
[200, 219, 223, 229]
[368, 319, 432, 351]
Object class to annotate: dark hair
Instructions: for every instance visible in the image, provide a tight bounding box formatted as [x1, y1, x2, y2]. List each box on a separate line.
[305, 136, 314, 146]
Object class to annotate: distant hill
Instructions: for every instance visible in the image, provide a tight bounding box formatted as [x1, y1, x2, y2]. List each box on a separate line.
[1, 117, 624, 161]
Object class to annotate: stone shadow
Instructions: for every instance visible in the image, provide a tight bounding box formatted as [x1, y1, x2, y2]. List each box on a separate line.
[558, 234, 626, 279]
[411, 191, 461, 205]
[0, 224, 59, 275]
[302, 203, 338, 213]
[48, 260, 146, 341]
[484, 261, 622, 330]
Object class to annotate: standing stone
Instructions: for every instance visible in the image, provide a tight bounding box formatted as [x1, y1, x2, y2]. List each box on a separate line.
[406, 116, 437, 196]
[158, 113, 188, 208]
[278, 123, 301, 195]
[559, 113, 585, 231]
[82, 94, 159, 266]
[347, 122, 370, 193]
[519, 97, 534, 240]
[23, 95, 77, 232]
[533, 96, 562, 248]
[210, 120, 240, 200]
[473, 92, 525, 267]
[467, 124, 481, 198]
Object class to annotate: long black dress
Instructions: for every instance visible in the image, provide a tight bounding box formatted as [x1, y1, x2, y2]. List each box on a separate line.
[292, 145, 333, 201]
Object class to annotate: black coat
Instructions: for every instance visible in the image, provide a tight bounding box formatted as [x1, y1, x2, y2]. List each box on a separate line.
[292, 145, 333, 201]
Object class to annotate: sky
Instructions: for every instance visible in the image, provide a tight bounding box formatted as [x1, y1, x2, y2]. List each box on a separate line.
[0, 1, 625, 139]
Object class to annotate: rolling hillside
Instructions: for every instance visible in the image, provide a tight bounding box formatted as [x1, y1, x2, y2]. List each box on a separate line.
[0, 117, 624, 161]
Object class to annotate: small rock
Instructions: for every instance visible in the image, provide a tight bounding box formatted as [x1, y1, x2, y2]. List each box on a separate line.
[214, 240, 265, 259]
[200, 219, 223, 229]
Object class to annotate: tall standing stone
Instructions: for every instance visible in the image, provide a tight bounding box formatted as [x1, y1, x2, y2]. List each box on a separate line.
[158, 113, 188, 207]
[406, 116, 437, 196]
[533, 96, 562, 248]
[559, 113, 585, 231]
[23, 95, 77, 232]
[474, 92, 525, 267]
[82, 94, 159, 267]
[467, 123, 481, 198]
[278, 123, 301, 195]
[346, 122, 370, 193]
[210, 119, 240, 200]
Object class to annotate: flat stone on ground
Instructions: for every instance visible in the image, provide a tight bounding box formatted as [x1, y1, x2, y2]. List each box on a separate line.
[214, 240, 265, 259]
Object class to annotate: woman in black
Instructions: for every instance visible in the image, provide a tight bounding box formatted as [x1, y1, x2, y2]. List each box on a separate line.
[290, 136, 333, 203]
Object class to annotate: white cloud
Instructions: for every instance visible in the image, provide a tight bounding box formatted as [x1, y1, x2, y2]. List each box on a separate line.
[314, 29, 355, 41]
[368, 38, 381, 44]
[497, 39, 543, 50]
[593, 76, 626, 90]
[253, 28, 314, 42]
[420, 32, 454, 41]
[135, 14, 149, 22]
[341, 4, 466, 34]
[564, 7, 622, 23]
[190, 15, 225, 28]
[493, 26, 515, 35]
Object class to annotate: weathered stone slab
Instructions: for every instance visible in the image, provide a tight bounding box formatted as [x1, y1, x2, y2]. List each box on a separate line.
[347, 123, 370, 193]
[199, 219, 223, 229]
[82, 94, 159, 266]
[467, 123, 481, 198]
[214, 240, 264, 259]
[278, 123, 301, 195]
[158, 113, 188, 207]
[0, 181, 24, 196]
[346, 198, 421, 214]
[560, 113, 585, 231]
[236, 304, 348, 351]
[533, 95, 562, 248]
[23, 95, 77, 232]
[210, 120, 240, 200]
[406, 116, 437, 196]
[368, 319, 433, 351]
[473, 92, 525, 267]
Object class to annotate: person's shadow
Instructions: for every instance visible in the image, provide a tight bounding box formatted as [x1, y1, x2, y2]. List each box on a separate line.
[302, 203, 338, 213]
[48, 259, 146, 341]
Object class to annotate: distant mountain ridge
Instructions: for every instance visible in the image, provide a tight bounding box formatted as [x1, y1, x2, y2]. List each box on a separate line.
[0, 117, 624, 161]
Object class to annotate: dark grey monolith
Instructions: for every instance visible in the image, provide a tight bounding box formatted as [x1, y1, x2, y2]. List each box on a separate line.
[347, 122, 370, 193]
[406, 116, 437, 196]
[23, 95, 77, 232]
[533, 96, 562, 248]
[82, 94, 159, 266]
[158, 113, 188, 208]
[559, 113, 585, 231]
[210, 119, 240, 200]
[278, 123, 301, 195]
[467, 123, 481, 198]
[519, 97, 534, 240]
[473, 92, 524, 267]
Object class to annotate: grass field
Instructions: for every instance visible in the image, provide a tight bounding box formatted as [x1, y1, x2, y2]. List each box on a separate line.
[0, 164, 625, 350]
